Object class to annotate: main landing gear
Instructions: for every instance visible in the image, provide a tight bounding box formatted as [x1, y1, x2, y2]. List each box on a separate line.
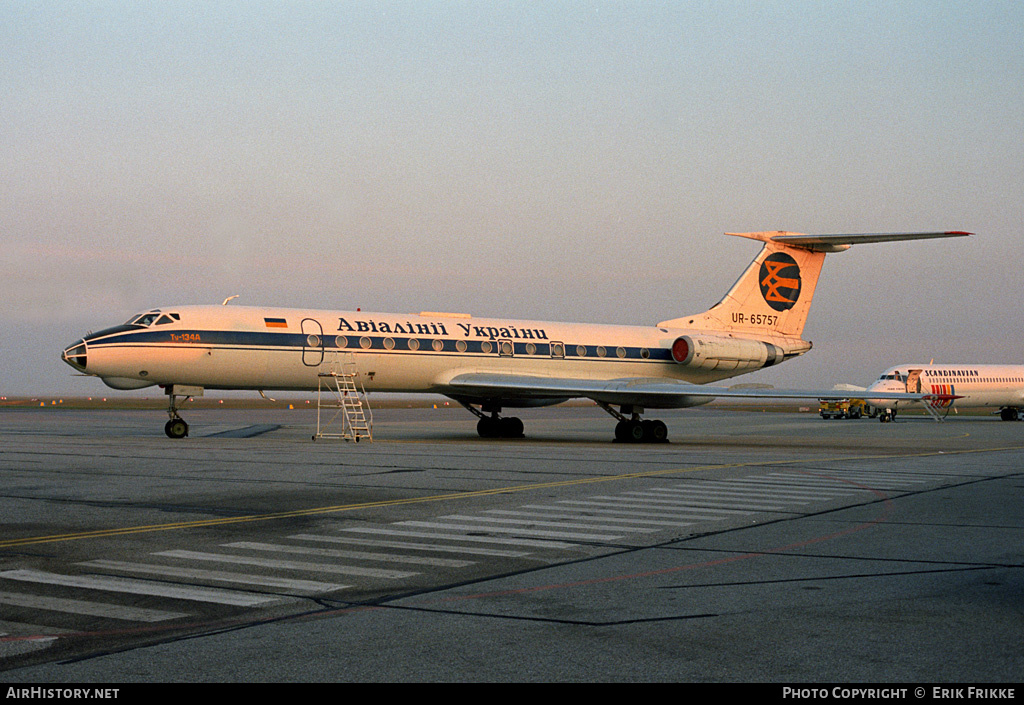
[599, 403, 669, 443]
[461, 403, 525, 439]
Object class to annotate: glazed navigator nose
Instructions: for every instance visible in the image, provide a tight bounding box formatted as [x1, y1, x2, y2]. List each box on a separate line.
[61, 339, 87, 372]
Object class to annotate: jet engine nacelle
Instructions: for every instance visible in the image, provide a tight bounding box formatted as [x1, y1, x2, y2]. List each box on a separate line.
[671, 335, 783, 371]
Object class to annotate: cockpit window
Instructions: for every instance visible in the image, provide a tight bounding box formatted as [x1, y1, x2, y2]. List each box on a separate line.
[155, 315, 174, 325]
[126, 310, 162, 327]
[878, 373, 907, 382]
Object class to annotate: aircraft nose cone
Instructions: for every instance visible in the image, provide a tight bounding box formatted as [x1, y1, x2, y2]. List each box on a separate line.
[62, 339, 88, 372]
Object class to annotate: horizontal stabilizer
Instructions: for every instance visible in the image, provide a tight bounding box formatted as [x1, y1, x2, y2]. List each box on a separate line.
[763, 231, 971, 252]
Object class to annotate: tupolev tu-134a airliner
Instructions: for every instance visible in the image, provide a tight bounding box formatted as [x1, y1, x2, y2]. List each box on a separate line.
[62, 230, 969, 442]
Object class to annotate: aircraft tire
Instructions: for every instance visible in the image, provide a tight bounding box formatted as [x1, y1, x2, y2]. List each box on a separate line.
[500, 416, 524, 438]
[615, 419, 668, 443]
[478, 416, 524, 439]
[477, 417, 500, 438]
[648, 419, 668, 442]
[165, 419, 188, 439]
[614, 420, 645, 442]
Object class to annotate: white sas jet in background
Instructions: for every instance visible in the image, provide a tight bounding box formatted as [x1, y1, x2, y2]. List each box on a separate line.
[62, 230, 969, 441]
[866, 363, 1024, 421]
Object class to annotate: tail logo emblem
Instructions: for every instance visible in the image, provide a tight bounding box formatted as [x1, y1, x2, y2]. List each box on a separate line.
[759, 253, 801, 311]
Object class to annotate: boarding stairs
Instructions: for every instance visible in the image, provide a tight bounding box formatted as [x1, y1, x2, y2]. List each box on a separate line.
[314, 353, 373, 442]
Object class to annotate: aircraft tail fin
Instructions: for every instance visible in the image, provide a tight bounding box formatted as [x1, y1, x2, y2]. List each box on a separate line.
[658, 231, 970, 339]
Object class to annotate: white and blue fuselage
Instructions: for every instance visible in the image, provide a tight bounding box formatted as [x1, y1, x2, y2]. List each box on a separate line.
[62, 304, 796, 401]
[866, 363, 1024, 420]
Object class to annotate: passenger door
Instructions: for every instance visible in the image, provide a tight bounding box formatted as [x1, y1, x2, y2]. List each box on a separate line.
[301, 318, 325, 367]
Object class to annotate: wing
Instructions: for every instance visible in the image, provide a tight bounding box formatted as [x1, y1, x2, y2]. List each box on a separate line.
[444, 372, 930, 409]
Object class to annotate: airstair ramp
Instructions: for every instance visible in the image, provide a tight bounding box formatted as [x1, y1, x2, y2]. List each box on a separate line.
[314, 353, 373, 442]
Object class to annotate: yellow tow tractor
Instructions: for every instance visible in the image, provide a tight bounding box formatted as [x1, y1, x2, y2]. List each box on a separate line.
[818, 398, 871, 419]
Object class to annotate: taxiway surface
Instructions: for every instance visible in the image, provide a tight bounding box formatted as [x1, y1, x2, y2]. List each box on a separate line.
[2, 404, 1022, 682]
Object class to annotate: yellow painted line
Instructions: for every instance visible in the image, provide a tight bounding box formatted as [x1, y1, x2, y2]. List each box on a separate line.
[3, 445, 1021, 549]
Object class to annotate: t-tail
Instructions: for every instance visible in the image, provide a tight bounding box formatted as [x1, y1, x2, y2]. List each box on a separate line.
[658, 231, 971, 340]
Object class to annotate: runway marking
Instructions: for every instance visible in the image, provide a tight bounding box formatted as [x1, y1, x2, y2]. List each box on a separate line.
[555, 498, 750, 517]
[486, 509, 695, 528]
[760, 472, 926, 490]
[222, 541, 475, 568]
[715, 483, 858, 498]
[815, 472, 928, 487]
[585, 494, 785, 512]
[154, 550, 419, 579]
[725, 477, 862, 491]
[626, 488, 805, 506]
[428, 464, 951, 544]
[0, 590, 188, 622]
[674, 481, 844, 499]
[2, 445, 1018, 549]
[78, 560, 351, 594]
[394, 520, 622, 542]
[416, 476, 910, 606]
[0, 569, 278, 607]
[435, 514, 660, 534]
[288, 532, 528, 557]
[335, 528, 546, 553]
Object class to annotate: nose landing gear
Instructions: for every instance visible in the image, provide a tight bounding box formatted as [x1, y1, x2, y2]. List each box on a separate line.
[165, 417, 189, 439]
[163, 385, 203, 438]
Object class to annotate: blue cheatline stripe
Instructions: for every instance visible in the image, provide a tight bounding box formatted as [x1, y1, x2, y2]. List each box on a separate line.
[85, 329, 674, 362]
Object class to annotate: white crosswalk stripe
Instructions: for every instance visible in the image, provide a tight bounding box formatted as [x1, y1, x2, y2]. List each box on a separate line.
[0, 590, 187, 622]
[673, 481, 845, 499]
[553, 498, 745, 519]
[0, 569, 278, 607]
[723, 478, 861, 494]
[486, 508, 696, 528]
[575, 494, 776, 512]
[78, 560, 351, 594]
[651, 486, 814, 501]
[222, 541, 476, 568]
[154, 550, 419, 579]
[290, 532, 529, 557]
[438, 514, 660, 534]
[395, 520, 622, 542]
[621, 490, 792, 511]
[340, 526, 572, 550]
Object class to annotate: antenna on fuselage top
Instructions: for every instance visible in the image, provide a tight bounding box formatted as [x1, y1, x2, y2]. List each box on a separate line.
[222, 295, 239, 306]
